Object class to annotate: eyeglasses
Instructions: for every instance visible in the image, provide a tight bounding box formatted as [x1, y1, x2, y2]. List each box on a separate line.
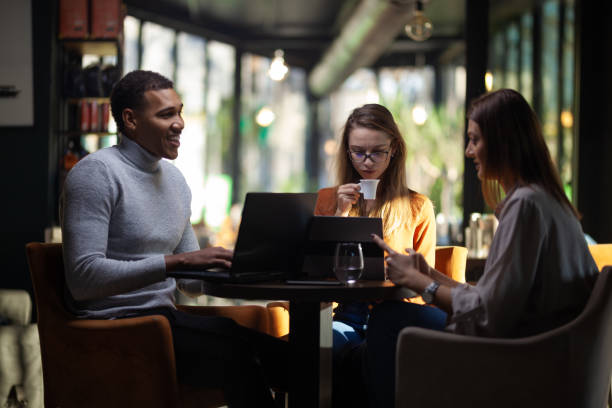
[348, 149, 390, 163]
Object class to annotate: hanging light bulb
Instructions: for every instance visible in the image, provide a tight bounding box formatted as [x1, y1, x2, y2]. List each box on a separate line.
[484, 71, 494, 91]
[412, 105, 428, 126]
[324, 139, 337, 156]
[268, 49, 289, 81]
[256, 106, 275, 127]
[560, 110, 574, 128]
[405, 1, 433, 42]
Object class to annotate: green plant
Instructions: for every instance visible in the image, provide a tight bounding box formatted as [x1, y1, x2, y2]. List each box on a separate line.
[382, 98, 465, 218]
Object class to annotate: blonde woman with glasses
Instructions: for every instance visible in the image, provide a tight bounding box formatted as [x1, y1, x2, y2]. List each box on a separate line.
[315, 103, 440, 407]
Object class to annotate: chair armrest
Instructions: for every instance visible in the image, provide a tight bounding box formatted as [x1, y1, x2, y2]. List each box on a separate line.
[177, 304, 271, 334]
[0, 289, 32, 324]
[395, 327, 571, 407]
[266, 301, 290, 338]
[63, 315, 177, 372]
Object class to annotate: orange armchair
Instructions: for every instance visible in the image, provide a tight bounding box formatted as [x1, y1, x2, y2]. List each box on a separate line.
[588, 243, 612, 407]
[434, 245, 468, 283]
[26, 242, 283, 408]
[408, 245, 467, 305]
[589, 243, 612, 271]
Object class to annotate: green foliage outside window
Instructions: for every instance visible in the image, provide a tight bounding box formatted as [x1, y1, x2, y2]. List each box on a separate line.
[382, 96, 465, 219]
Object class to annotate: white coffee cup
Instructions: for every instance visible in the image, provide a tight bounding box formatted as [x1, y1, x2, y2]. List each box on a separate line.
[359, 179, 380, 200]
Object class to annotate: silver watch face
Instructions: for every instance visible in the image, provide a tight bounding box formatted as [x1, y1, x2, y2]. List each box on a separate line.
[422, 282, 439, 304]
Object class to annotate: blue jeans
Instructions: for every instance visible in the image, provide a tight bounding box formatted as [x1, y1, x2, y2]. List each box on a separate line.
[332, 301, 369, 357]
[332, 303, 370, 408]
[365, 301, 447, 408]
[333, 320, 366, 355]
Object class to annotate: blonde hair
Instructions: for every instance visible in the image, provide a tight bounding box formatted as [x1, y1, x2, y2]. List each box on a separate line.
[335, 104, 424, 237]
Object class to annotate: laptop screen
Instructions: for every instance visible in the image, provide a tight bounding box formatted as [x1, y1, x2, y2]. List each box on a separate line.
[300, 216, 385, 280]
[231, 192, 318, 276]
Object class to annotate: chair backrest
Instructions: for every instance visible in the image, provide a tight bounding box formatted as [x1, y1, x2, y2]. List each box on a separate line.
[26, 243, 73, 331]
[26, 242, 81, 407]
[569, 266, 612, 407]
[435, 246, 467, 283]
[589, 243, 612, 271]
[395, 267, 612, 408]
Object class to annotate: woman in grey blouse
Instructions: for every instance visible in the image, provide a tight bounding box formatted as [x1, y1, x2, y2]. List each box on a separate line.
[364, 89, 599, 408]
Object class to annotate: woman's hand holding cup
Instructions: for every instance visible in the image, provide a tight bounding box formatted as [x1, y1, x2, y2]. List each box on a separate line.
[335, 183, 361, 216]
[335, 179, 380, 216]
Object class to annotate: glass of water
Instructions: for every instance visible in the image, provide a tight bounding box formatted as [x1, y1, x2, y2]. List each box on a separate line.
[333, 242, 364, 285]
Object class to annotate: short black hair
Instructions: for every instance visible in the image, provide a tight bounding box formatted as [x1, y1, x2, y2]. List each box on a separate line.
[110, 70, 174, 134]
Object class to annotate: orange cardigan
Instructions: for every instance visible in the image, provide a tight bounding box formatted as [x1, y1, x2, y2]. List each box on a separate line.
[314, 187, 436, 266]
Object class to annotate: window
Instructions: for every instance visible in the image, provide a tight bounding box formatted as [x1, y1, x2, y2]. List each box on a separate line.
[174, 33, 207, 224]
[488, 0, 577, 202]
[141, 22, 176, 80]
[240, 53, 308, 197]
[520, 14, 533, 104]
[123, 16, 140, 73]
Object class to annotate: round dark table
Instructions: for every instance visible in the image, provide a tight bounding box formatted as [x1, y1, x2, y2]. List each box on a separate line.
[201, 279, 415, 408]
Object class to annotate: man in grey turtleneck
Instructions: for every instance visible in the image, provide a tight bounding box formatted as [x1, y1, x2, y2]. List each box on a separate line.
[61, 70, 286, 407]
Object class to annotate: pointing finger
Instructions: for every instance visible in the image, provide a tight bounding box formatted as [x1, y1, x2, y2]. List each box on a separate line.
[371, 234, 397, 255]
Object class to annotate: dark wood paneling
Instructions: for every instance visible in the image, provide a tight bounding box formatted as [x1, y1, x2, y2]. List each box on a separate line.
[0, 0, 56, 311]
[231, 47, 242, 203]
[462, 0, 488, 231]
[575, 0, 612, 243]
[305, 92, 320, 193]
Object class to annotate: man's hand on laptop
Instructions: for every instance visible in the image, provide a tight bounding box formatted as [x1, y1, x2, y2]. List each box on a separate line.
[165, 247, 234, 272]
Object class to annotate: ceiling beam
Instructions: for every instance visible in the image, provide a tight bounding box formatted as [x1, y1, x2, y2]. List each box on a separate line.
[125, 1, 242, 46]
[240, 38, 331, 51]
[307, 0, 414, 97]
[386, 35, 463, 52]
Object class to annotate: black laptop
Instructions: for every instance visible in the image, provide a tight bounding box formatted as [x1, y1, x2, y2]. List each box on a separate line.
[168, 192, 318, 283]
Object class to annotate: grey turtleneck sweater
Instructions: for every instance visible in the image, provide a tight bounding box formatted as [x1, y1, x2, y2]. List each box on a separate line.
[61, 135, 199, 318]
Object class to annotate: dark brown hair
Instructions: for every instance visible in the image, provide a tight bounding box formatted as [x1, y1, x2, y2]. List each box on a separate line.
[468, 89, 578, 217]
[335, 104, 424, 236]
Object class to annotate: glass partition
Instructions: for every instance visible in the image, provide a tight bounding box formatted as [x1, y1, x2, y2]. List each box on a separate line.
[488, 0, 576, 202]
[123, 16, 140, 74]
[141, 21, 176, 80]
[542, 1, 560, 164]
[240, 53, 308, 198]
[174, 33, 207, 226]
[520, 14, 533, 104]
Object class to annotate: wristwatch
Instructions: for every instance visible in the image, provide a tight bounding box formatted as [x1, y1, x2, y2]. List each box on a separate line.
[421, 281, 440, 304]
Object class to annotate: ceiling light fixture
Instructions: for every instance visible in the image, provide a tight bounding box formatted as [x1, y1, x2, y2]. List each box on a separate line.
[268, 49, 289, 81]
[560, 110, 574, 128]
[485, 71, 494, 91]
[412, 105, 428, 126]
[256, 106, 276, 127]
[404, 1, 433, 42]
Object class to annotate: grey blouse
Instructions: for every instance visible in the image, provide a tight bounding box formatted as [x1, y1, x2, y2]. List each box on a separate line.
[448, 184, 598, 338]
